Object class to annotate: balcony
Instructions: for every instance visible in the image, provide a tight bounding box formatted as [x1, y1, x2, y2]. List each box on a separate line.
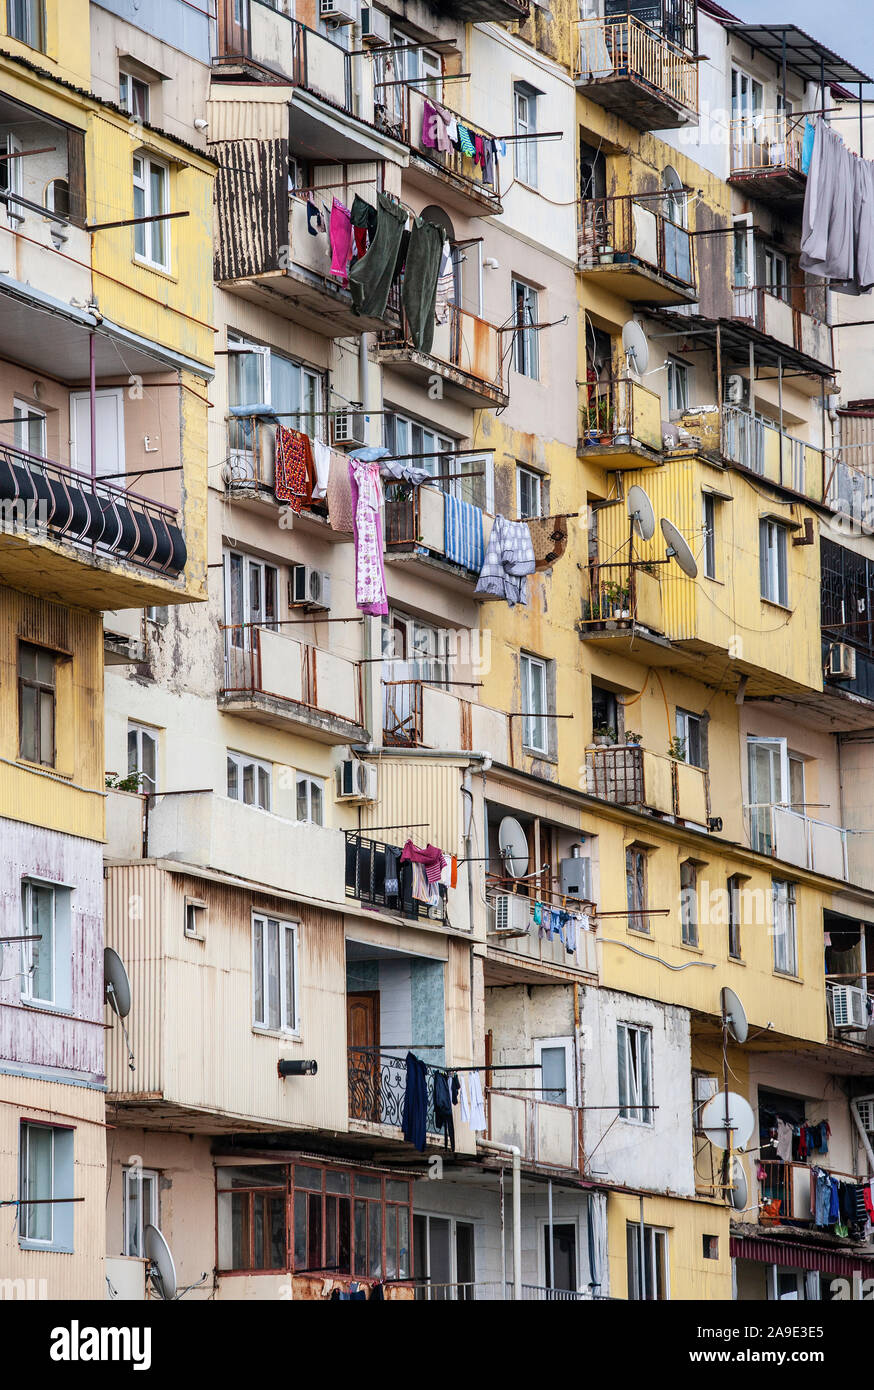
[487, 1089, 583, 1174]
[381, 677, 509, 760]
[578, 197, 697, 305]
[826, 982, 874, 1045]
[384, 482, 493, 588]
[586, 743, 709, 824]
[729, 115, 807, 203]
[732, 286, 833, 374]
[484, 883, 599, 983]
[441, 0, 529, 20]
[347, 1047, 440, 1134]
[374, 298, 508, 408]
[579, 377, 663, 466]
[721, 406, 824, 502]
[575, 12, 699, 131]
[345, 832, 450, 925]
[578, 562, 668, 665]
[746, 803, 848, 880]
[759, 1161, 864, 1227]
[220, 626, 367, 743]
[377, 88, 502, 217]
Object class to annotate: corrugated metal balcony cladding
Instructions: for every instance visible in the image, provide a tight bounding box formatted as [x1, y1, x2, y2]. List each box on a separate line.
[214, 138, 290, 283]
[358, 760, 462, 859]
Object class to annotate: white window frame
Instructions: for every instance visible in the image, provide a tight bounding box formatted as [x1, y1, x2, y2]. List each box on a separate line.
[122, 1165, 159, 1257]
[626, 1222, 670, 1300]
[764, 247, 789, 303]
[127, 720, 158, 794]
[617, 1022, 653, 1125]
[512, 278, 540, 380]
[7, 0, 45, 51]
[19, 1122, 73, 1250]
[227, 750, 272, 811]
[132, 151, 170, 272]
[626, 845, 649, 934]
[0, 132, 23, 222]
[520, 651, 548, 754]
[516, 464, 543, 519]
[535, 1036, 575, 1106]
[119, 69, 151, 122]
[702, 492, 717, 579]
[666, 356, 689, 415]
[513, 84, 538, 187]
[296, 773, 325, 826]
[228, 334, 324, 445]
[13, 397, 46, 458]
[20, 878, 55, 1005]
[675, 708, 703, 767]
[252, 912, 298, 1034]
[759, 518, 788, 606]
[223, 550, 280, 652]
[772, 879, 798, 976]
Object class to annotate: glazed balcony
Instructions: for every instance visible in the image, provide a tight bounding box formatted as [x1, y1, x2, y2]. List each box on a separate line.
[746, 803, 848, 881]
[575, 11, 699, 131]
[220, 625, 367, 743]
[578, 196, 697, 305]
[729, 115, 807, 203]
[377, 87, 502, 217]
[375, 296, 508, 408]
[579, 377, 663, 466]
[585, 742, 709, 824]
[732, 286, 833, 374]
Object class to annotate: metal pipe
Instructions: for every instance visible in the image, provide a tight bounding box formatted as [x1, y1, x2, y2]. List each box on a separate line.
[479, 1139, 521, 1300]
[850, 1097, 874, 1173]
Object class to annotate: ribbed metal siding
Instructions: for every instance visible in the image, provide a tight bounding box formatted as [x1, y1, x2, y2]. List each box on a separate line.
[359, 760, 462, 856]
[104, 864, 165, 1095]
[213, 138, 289, 282]
[207, 96, 291, 143]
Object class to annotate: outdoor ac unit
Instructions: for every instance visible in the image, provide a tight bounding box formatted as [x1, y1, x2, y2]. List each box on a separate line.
[335, 759, 378, 803]
[319, 0, 358, 24]
[491, 894, 531, 936]
[361, 5, 391, 43]
[331, 409, 367, 447]
[827, 643, 856, 680]
[289, 565, 332, 611]
[559, 854, 592, 902]
[723, 373, 751, 407]
[831, 984, 867, 1030]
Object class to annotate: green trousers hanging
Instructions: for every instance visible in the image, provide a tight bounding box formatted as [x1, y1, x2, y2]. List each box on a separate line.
[401, 217, 445, 354]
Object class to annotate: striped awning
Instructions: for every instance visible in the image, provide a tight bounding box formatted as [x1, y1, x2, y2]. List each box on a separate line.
[731, 1234, 874, 1277]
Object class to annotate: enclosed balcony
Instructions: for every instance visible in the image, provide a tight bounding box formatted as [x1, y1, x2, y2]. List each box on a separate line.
[374, 296, 508, 408]
[220, 625, 367, 743]
[578, 196, 697, 305]
[732, 286, 833, 375]
[575, 3, 699, 131]
[746, 803, 848, 880]
[585, 742, 709, 824]
[721, 406, 825, 502]
[729, 114, 807, 203]
[579, 377, 663, 466]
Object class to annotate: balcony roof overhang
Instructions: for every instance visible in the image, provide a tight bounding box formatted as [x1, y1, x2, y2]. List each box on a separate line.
[289, 88, 409, 167]
[652, 308, 835, 379]
[721, 23, 872, 89]
[217, 264, 396, 336]
[374, 348, 508, 408]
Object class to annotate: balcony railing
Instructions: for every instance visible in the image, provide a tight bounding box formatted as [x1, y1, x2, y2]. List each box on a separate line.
[377, 293, 505, 394]
[223, 416, 328, 513]
[222, 625, 365, 730]
[348, 1047, 438, 1130]
[580, 377, 663, 453]
[345, 831, 448, 923]
[487, 1088, 583, 1172]
[730, 114, 805, 180]
[575, 15, 699, 122]
[723, 406, 823, 499]
[759, 1160, 863, 1226]
[578, 196, 696, 291]
[586, 743, 709, 823]
[217, 1, 353, 110]
[412, 1281, 592, 1301]
[732, 286, 833, 369]
[581, 562, 664, 632]
[376, 84, 501, 204]
[746, 803, 848, 880]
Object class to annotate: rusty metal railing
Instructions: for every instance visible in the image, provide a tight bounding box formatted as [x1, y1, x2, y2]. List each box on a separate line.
[578, 194, 696, 290]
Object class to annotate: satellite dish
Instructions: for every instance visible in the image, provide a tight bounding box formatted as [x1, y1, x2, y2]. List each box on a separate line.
[721, 986, 749, 1045]
[622, 320, 650, 376]
[663, 165, 684, 193]
[144, 1225, 177, 1301]
[104, 947, 131, 1019]
[730, 1156, 748, 1211]
[627, 485, 656, 542]
[700, 1091, 755, 1152]
[660, 517, 699, 579]
[498, 816, 529, 879]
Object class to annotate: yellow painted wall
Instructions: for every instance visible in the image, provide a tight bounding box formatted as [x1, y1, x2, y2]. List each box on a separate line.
[0, 0, 91, 90]
[608, 1191, 732, 1301]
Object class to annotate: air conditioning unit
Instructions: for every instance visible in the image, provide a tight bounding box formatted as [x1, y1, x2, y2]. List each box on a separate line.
[361, 5, 391, 43]
[826, 643, 856, 680]
[723, 373, 751, 408]
[490, 893, 532, 936]
[331, 409, 367, 448]
[559, 853, 592, 902]
[335, 758, 378, 802]
[319, 0, 358, 24]
[289, 565, 332, 611]
[831, 984, 867, 1030]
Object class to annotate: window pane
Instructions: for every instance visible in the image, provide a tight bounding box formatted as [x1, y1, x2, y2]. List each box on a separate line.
[150, 164, 167, 265]
[39, 689, 54, 764]
[266, 920, 280, 1029]
[294, 1190, 307, 1268]
[296, 778, 308, 821]
[354, 1199, 368, 1275]
[268, 1194, 285, 1268]
[310, 782, 323, 826]
[29, 885, 54, 1002]
[23, 1125, 53, 1242]
[283, 926, 295, 1030]
[368, 1200, 382, 1277]
[20, 685, 38, 761]
[243, 762, 255, 805]
[540, 1046, 567, 1104]
[253, 919, 264, 1023]
[227, 756, 238, 799]
[258, 765, 270, 810]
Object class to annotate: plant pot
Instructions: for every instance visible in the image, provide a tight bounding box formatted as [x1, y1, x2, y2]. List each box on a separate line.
[599, 433, 614, 444]
[598, 252, 615, 265]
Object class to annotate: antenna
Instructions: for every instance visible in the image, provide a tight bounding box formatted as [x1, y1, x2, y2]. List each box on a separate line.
[622, 319, 650, 377]
[626, 485, 656, 542]
[721, 986, 749, 1045]
[498, 816, 529, 880]
[104, 947, 135, 1073]
[144, 1225, 177, 1301]
[660, 517, 699, 578]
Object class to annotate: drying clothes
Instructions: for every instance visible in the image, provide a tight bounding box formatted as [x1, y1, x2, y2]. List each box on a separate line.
[410, 862, 431, 903]
[434, 241, 454, 325]
[329, 198, 354, 283]
[380, 458, 432, 486]
[349, 192, 408, 320]
[384, 846, 401, 900]
[865, 1182, 874, 1223]
[401, 1052, 429, 1151]
[401, 216, 444, 352]
[445, 113, 458, 143]
[326, 450, 355, 532]
[458, 1073, 470, 1125]
[829, 1178, 841, 1225]
[564, 913, 578, 955]
[439, 855, 458, 890]
[802, 119, 816, 176]
[350, 193, 378, 259]
[800, 117, 874, 295]
[814, 1169, 832, 1228]
[349, 457, 388, 615]
[306, 199, 324, 235]
[400, 840, 447, 885]
[480, 138, 496, 186]
[474, 514, 536, 607]
[421, 99, 452, 153]
[311, 438, 332, 500]
[467, 1070, 487, 1131]
[456, 123, 476, 158]
[774, 1117, 794, 1162]
[274, 425, 313, 511]
[433, 1070, 455, 1151]
[444, 494, 485, 572]
[473, 133, 484, 167]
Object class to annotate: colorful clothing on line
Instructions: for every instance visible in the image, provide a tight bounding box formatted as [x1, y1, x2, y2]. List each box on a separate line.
[329, 197, 354, 283]
[349, 457, 388, 614]
[274, 425, 313, 512]
[457, 123, 476, 158]
[444, 494, 485, 572]
[400, 840, 447, 885]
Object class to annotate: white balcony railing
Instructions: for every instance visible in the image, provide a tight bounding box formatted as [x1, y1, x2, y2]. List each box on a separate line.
[746, 803, 848, 880]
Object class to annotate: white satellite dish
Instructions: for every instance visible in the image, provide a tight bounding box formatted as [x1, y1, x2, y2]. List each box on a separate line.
[627, 485, 656, 542]
[622, 319, 650, 377]
[498, 816, 529, 879]
[145, 1225, 177, 1301]
[730, 1156, 748, 1211]
[700, 1091, 755, 1152]
[660, 517, 699, 579]
[721, 986, 749, 1045]
[104, 947, 131, 1019]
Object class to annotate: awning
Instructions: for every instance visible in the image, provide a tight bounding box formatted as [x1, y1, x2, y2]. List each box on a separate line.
[653, 308, 835, 379]
[731, 1233, 874, 1277]
[721, 24, 872, 88]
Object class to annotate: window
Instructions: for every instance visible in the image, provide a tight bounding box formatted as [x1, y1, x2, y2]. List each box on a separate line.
[18, 643, 55, 766]
[520, 652, 548, 754]
[702, 493, 717, 579]
[592, 683, 618, 741]
[252, 913, 298, 1032]
[7, 0, 45, 50]
[414, 1215, 475, 1300]
[747, 737, 806, 852]
[120, 70, 150, 122]
[223, 551, 279, 652]
[512, 279, 540, 380]
[13, 399, 46, 457]
[727, 875, 743, 960]
[216, 1165, 287, 1272]
[45, 178, 69, 218]
[666, 357, 688, 415]
[675, 708, 703, 767]
[764, 247, 789, 303]
[516, 464, 543, 519]
[544, 1223, 578, 1293]
[772, 879, 798, 976]
[296, 774, 324, 826]
[20, 879, 71, 1010]
[227, 751, 272, 811]
[383, 411, 454, 487]
[513, 83, 538, 187]
[228, 335, 324, 451]
[19, 1123, 74, 1251]
[123, 1167, 159, 1257]
[703, 1234, 719, 1260]
[626, 1224, 668, 1300]
[618, 1023, 653, 1124]
[0, 133, 23, 216]
[132, 152, 170, 271]
[626, 846, 648, 934]
[184, 899, 206, 940]
[535, 1037, 574, 1105]
[733, 218, 751, 287]
[127, 722, 158, 794]
[680, 860, 698, 947]
[759, 518, 788, 606]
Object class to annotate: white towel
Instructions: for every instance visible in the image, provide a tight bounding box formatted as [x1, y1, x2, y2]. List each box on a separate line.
[311, 438, 332, 499]
[468, 1071, 487, 1131]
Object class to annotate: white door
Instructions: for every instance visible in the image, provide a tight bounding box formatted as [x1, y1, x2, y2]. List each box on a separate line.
[70, 389, 126, 480]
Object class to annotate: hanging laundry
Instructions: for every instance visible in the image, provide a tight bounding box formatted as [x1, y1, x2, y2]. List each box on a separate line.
[410, 861, 431, 903]
[401, 1052, 429, 1151]
[421, 99, 452, 153]
[380, 458, 432, 486]
[434, 241, 454, 325]
[401, 216, 444, 352]
[802, 119, 815, 176]
[349, 456, 388, 614]
[400, 840, 446, 884]
[433, 1070, 455, 1150]
[274, 425, 314, 511]
[329, 197, 354, 283]
[310, 437, 332, 500]
[326, 451, 355, 532]
[467, 1070, 487, 1131]
[350, 193, 378, 260]
[800, 117, 874, 295]
[384, 845, 401, 900]
[480, 138, 496, 186]
[456, 123, 476, 158]
[306, 198, 324, 235]
[444, 493, 485, 572]
[475, 513, 536, 607]
[439, 854, 458, 889]
[349, 191, 407, 320]
[774, 1117, 794, 1161]
[564, 913, 578, 955]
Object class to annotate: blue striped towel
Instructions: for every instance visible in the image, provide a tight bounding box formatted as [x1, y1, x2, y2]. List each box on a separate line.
[444, 494, 484, 572]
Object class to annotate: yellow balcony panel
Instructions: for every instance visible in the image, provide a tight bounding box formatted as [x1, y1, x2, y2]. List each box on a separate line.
[575, 16, 699, 131]
[585, 742, 708, 824]
[579, 377, 664, 464]
[374, 301, 508, 409]
[219, 626, 367, 744]
[579, 196, 697, 306]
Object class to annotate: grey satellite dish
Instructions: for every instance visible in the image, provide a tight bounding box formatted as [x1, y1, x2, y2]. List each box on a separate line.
[145, 1225, 177, 1301]
[104, 947, 131, 1019]
[498, 816, 529, 879]
[627, 485, 656, 542]
[622, 319, 650, 376]
[730, 1156, 748, 1211]
[721, 986, 749, 1045]
[662, 165, 686, 221]
[700, 1091, 755, 1152]
[661, 517, 699, 579]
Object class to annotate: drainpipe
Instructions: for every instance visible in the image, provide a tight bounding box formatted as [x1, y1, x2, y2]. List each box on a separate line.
[478, 1139, 521, 1300]
[359, 332, 375, 734]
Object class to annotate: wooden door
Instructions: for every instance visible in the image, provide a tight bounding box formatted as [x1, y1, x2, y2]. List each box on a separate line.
[347, 991, 380, 1121]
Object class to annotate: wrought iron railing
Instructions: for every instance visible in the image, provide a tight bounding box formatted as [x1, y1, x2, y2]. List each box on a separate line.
[578, 195, 696, 290]
[345, 831, 447, 923]
[586, 743, 709, 820]
[348, 1047, 438, 1131]
[576, 16, 699, 114]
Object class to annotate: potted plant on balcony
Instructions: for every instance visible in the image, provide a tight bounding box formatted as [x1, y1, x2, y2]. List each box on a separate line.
[668, 735, 687, 762]
[597, 243, 614, 264]
[592, 723, 617, 747]
[596, 397, 615, 444]
[624, 730, 643, 745]
[602, 579, 630, 619]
